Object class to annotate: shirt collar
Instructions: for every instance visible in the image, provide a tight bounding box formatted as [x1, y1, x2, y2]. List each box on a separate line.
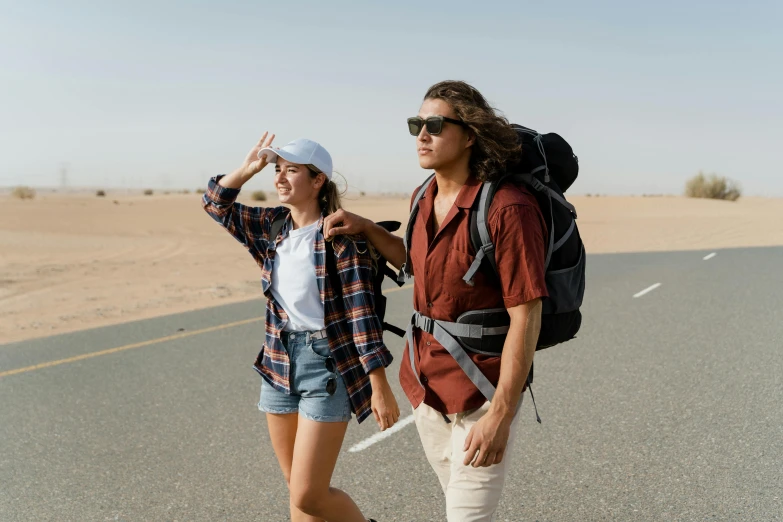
[419, 174, 483, 209]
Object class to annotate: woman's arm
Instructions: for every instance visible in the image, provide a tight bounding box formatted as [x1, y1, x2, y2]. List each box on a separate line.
[334, 237, 400, 429]
[202, 133, 283, 248]
[219, 132, 276, 189]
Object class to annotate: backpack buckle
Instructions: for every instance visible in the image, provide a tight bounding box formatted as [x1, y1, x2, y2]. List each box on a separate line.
[414, 313, 435, 334]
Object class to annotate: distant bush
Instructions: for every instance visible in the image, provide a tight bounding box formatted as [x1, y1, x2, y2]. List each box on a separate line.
[12, 186, 36, 200]
[181, 189, 191, 194]
[143, 189, 154, 196]
[96, 190, 106, 197]
[251, 191, 267, 201]
[360, 191, 366, 196]
[685, 171, 741, 201]
[196, 188, 205, 193]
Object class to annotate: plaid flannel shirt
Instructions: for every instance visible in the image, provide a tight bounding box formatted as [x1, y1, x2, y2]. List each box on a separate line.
[202, 175, 392, 423]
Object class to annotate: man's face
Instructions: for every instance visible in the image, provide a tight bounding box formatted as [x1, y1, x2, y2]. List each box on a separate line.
[414, 98, 473, 171]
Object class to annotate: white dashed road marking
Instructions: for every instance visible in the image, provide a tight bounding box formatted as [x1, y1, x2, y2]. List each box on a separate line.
[633, 283, 661, 298]
[348, 415, 416, 453]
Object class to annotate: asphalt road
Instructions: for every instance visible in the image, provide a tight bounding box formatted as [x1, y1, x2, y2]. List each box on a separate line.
[1, 246, 781, 521]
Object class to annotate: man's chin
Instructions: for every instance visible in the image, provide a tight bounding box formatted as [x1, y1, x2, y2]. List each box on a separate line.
[418, 159, 437, 170]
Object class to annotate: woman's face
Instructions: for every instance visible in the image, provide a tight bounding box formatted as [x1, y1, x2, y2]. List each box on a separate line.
[274, 158, 326, 207]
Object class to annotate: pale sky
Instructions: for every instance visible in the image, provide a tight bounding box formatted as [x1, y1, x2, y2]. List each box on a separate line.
[1, 0, 781, 196]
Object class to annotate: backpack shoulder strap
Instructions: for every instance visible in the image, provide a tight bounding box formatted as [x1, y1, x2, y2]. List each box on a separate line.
[463, 179, 501, 285]
[269, 213, 287, 242]
[398, 173, 436, 283]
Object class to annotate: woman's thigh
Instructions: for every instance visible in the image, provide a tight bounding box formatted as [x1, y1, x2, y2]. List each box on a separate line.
[265, 412, 299, 484]
[290, 416, 349, 494]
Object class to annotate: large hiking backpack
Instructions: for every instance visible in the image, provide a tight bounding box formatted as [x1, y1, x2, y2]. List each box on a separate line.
[465, 125, 585, 350]
[270, 215, 406, 338]
[398, 125, 585, 406]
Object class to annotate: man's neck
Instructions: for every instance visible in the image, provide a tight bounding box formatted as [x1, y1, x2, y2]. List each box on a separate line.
[434, 164, 471, 199]
[289, 200, 322, 230]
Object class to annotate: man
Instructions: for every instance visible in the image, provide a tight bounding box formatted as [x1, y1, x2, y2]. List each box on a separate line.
[324, 80, 548, 521]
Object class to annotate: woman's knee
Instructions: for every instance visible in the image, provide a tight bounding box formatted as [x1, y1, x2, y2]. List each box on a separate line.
[290, 483, 328, 516]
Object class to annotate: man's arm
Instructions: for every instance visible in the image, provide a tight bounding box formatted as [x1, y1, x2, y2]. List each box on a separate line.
[323, 209, 406, 269]
[490, 299, 541, 418]
[462, 298, 542, 467]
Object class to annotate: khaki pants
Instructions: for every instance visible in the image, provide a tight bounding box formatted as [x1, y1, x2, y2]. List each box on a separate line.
[412, 401, 522, 522]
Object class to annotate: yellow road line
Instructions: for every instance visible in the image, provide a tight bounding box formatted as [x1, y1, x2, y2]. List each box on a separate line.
[0, 317, 263, 378]
[0, 284, 414, 378]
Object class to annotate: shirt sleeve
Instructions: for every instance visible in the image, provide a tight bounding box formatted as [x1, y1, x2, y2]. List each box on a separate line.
[201, 175, 285, 251]
[336, 237, 393, 375]
[489, 203, 549, 308]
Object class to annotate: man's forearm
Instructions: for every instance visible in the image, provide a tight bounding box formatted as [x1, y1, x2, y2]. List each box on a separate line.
[363, 220, 406, 269]
[489, 299, 542, 419]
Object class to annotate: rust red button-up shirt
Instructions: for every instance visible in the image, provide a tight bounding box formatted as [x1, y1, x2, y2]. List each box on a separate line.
[399, 175, 549, 414]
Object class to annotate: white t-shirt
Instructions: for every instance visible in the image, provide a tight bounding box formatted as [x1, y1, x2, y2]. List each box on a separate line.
[270, 220, 326, 332]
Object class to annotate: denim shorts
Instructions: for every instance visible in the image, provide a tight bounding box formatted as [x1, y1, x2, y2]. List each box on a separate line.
[258, 331, 352, 423]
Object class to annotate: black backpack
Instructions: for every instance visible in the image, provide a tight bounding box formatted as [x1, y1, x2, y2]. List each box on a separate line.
[270, 215, 406, 338]
[464, 124, 585, 351]
[398, 125, 585, 408]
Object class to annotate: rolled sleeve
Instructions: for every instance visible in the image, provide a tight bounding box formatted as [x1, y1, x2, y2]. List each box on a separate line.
[336, 238, 393, 375]
[201, 175, 282, 250]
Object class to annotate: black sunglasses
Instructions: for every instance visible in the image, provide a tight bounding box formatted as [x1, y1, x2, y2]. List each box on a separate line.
[407, 116, 469, 136]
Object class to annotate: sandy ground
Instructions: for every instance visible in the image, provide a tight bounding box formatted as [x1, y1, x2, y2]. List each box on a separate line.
[2, 190, 782, 344]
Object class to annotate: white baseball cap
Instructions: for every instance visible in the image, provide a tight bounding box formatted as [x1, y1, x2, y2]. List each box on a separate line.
[258, 138, 333, 180]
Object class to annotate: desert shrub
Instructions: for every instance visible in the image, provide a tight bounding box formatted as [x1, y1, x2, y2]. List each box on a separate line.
[96, 190, 106, 197]
[251, 191, 267, 201]
[685, 171, 741, 201]
[143, 189, 154, 196]
[12, 186, 36, 199]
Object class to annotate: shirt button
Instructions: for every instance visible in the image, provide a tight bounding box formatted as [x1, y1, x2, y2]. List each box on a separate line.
[426, 341, 431, 346]
[427, 302, 433, 308]
[421, 375, 428, 384]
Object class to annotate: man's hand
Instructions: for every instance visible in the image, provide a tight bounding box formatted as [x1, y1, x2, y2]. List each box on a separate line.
[462, 411, 513, 467]
[323, 209, 369, 238]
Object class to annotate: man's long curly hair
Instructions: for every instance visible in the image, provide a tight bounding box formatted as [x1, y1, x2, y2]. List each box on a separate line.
[423, 80, 521, 182]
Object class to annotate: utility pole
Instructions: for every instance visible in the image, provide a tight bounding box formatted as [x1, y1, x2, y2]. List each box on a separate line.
[60, 163, 69, 190]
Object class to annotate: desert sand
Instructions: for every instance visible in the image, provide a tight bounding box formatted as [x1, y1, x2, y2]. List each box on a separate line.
[1, 190, 782, 344]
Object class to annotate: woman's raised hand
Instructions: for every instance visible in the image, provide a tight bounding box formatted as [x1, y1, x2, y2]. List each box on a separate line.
[239, 132, 276, 178]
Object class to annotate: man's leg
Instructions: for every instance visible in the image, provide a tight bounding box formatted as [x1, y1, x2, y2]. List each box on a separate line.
[412, 403, 455, 493]
[445, 401, 523, 522]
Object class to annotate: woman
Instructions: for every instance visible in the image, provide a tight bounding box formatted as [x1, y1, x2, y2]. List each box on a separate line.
[202, 132, 399, 522]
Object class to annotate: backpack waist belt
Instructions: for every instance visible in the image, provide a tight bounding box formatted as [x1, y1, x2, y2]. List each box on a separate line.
[406, 310, 540, 423]
[406, 310, 508, 402]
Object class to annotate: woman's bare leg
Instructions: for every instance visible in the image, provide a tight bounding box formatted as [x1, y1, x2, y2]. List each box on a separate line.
[266, 413, 324, 522]
[289, 417, 367, 522]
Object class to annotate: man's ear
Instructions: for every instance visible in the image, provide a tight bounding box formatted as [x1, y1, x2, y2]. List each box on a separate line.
[465, 129, 476, 149]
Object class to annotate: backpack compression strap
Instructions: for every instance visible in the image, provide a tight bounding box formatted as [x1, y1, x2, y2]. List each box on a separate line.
[398, 173, 436, 283]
